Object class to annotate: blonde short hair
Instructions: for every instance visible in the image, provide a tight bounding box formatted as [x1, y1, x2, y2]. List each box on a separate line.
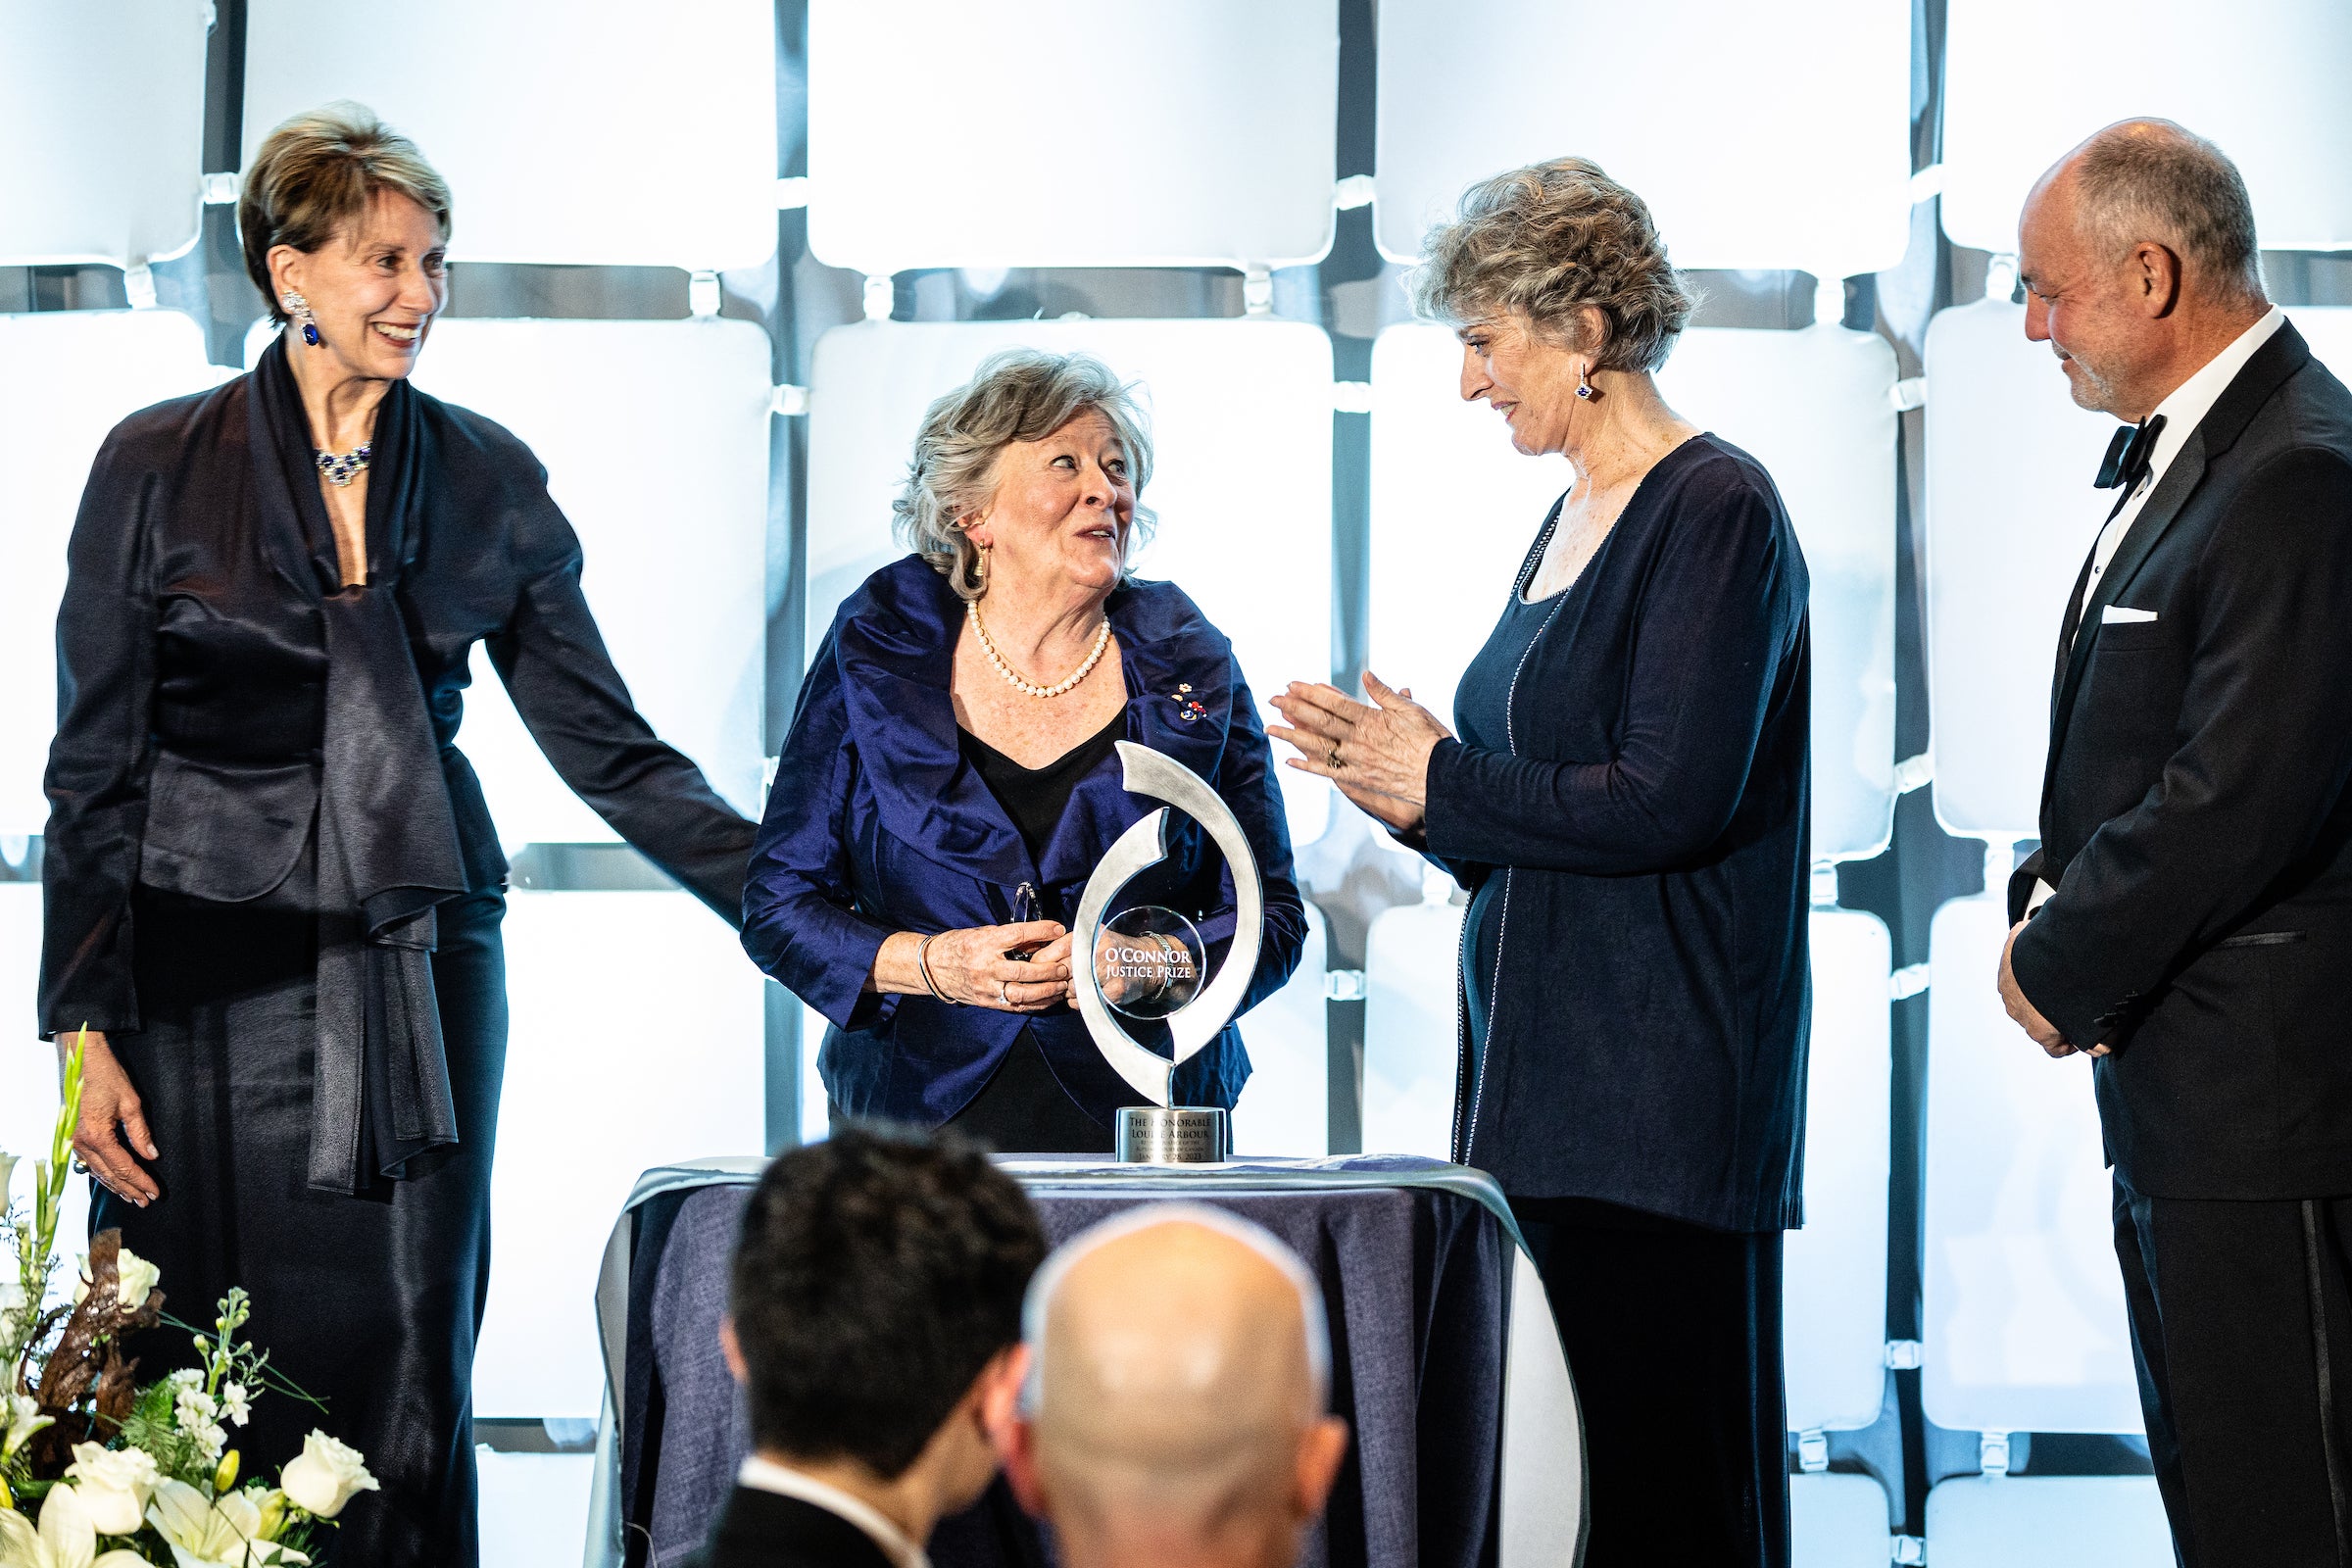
[1411, 157, 1692, 372]
[894, 349, 1157, 601]
[240, 102, 452, 324]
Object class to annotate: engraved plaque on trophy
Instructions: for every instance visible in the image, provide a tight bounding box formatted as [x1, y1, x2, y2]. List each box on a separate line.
[1071, 742, 1264, 1164]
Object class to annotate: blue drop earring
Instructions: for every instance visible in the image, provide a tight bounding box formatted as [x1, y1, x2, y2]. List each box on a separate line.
[281, 291, 320, 347]
[1574, 360, 1597, 401]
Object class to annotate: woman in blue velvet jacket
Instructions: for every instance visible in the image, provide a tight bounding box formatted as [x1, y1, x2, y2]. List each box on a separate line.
[742, 350, 1305, 1152]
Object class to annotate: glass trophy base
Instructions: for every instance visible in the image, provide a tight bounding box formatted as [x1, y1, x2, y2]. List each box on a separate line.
[1114, 1105, 1231, 1165]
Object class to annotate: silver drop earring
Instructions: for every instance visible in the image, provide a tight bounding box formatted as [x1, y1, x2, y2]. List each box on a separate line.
[281, 291, 321, 347]
[1575, 360, 1597, 401]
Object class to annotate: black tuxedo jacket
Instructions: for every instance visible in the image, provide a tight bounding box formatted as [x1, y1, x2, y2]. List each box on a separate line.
[679, 1487, 896, 1568]
[2007, 320, 2352, 1200]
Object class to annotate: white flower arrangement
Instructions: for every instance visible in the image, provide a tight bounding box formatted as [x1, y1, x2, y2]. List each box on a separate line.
[1, 1035, 376, 1565]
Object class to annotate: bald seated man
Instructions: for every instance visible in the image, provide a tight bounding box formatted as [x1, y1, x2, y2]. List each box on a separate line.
[990, 1206, 1349, 1568]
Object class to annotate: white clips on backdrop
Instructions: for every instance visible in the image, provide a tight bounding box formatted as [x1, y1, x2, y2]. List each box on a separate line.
[477, 891, 765, 1420]
[1367, 319, 1899, 861]
[1941, 0, 2352, 256]
[234, 318, 776, 846]
[1373, 0, 1913, 278]
[0, 0, 210, 268]
[803, 318, 1337, 844]
[807, 0, 1340, 275]
[243, 0, 779, 270]
[0, 310, 227, 837]
[1922, 892, 2142, 1437]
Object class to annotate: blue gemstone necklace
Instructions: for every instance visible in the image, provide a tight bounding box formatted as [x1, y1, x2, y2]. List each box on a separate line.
[315, 445, 372, 487]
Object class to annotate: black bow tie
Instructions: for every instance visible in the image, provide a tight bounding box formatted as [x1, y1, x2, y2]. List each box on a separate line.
[2093, 414, 2167, 491]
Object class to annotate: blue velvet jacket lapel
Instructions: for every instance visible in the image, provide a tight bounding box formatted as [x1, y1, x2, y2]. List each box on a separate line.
[834, 556, 1240, 891]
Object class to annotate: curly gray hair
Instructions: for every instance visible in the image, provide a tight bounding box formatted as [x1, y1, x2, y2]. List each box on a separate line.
[894, 349, 1157, 600]
[1411, 157, 1693, 372]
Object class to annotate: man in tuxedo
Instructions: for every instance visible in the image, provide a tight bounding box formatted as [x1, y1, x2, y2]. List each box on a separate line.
[689, 1128, 1047, 1568]
[992, 1205, 1349, 1568]
[1998, 118, 2352, 1564]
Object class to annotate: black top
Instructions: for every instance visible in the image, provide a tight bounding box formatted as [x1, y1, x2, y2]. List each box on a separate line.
[2006, 321, 2352, 1200]
[1424, 434, 1812, 1230]
[680, 1487, 893, 1568]
[956, 711, 1127, 868]
[40, 337, 758, 1040]
[1458, 564, 1591, 1069]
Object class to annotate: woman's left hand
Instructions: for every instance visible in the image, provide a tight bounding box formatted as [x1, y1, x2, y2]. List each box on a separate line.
[1268, 671, 1452, 833]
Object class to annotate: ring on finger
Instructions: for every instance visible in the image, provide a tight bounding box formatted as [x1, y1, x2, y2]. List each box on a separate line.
[1000, 979, 1012, 1006]
[1330, 739, 1344, 766]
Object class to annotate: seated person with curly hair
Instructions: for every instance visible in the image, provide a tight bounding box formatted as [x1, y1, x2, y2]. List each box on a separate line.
[689, 1127, 1048, 1568]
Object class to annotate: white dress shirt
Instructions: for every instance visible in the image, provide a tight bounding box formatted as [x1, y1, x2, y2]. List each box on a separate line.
[2029, 306, 2287, 918]
[2072, 306, 2287, 632]
[736, 1454, 933, 1568]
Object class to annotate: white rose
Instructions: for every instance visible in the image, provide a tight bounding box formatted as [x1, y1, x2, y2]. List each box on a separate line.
[70, 1249, 159, 1313]
[277, 1431, 377, 1520]
[63, 1443, 158, 1536]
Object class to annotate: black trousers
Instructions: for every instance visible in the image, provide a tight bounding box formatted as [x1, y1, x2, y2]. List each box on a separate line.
[2114, 1179, 2352, 1567]
[94, 888, 509, 1568]
[830, 1027, 1114, 1154]
[1515, 1198, 1790, 1568]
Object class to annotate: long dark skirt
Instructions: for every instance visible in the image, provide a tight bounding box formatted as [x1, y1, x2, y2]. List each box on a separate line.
[93, 887, 508, 1568]
[1514, 1197, 1790, 1568]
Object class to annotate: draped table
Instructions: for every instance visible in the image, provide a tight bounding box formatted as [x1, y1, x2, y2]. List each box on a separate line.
[585, 1154, 1584, 1568]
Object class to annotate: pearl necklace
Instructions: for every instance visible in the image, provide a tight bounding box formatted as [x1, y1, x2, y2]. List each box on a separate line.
[967, 599, 1111, 699]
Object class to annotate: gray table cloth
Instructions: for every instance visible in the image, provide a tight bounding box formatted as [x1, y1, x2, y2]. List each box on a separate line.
[593, 1155, 1561, 1568]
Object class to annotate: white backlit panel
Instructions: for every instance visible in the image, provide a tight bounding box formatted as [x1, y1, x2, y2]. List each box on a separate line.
[1943, 0, 2352, 255]
[807, 318, 1334, 841]
[1787, 908, 1892, 1435]
[1230, 906, 1327, 1158]
[1, 311, 226, 836]
[1926, 1478, 2173, 1568]
[477, 1452, 594, 1568]
[1360, 887, 1461, 1161]
[1923, 894, 2141, 1436]
[0, 0, 207, 266]
[1791, 1474, 1893, 1568]
[1923, 304, 2352, 842]
[1370, 322, 1898, 860]
[478, 891, 763, 1418]
[1374, 0, 1911, 276]
[243, 0, 777, 270]
[808, 0, 1337, 273]
[241, 318, 773, 846]
[0, 885, 94, 1306]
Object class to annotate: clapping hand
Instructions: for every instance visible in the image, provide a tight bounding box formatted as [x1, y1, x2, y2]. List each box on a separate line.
[1268, 672, 1452, 834]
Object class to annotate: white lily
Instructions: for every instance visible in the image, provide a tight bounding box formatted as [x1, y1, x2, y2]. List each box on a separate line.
[0, 1150, 17, 1200]
[0, 1396, 52, 1464]
[0, 1486, 150, 1568]
[148, 1479, 311, 1568]
[61, 1446, 156, 1538]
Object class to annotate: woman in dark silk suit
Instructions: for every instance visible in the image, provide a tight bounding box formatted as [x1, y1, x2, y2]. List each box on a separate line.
[743, 349, 1305, 1152]
[1274, 160, 1812, 1568]
[39, 106, 755, 1567]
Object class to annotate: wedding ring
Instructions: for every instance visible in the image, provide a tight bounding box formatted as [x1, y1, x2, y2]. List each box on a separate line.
[1000, 979, 1013, 1006]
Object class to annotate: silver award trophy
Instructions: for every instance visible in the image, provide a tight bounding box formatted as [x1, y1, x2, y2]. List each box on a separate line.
[1072, 742, 1263, 1164]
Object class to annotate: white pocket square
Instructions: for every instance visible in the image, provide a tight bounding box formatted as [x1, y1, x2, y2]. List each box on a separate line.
[2102, 606, 2159, 624]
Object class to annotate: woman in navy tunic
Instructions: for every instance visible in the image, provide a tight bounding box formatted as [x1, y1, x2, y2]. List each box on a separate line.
[743, 350, 1305, 1151]
[1273, 160, 1811, 1566]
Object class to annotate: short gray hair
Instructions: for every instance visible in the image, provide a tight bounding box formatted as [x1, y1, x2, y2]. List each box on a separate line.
[1410, 156, 1693, 372]
[894, 348, 1157, 601]
[2074, 120, 2266, 305]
